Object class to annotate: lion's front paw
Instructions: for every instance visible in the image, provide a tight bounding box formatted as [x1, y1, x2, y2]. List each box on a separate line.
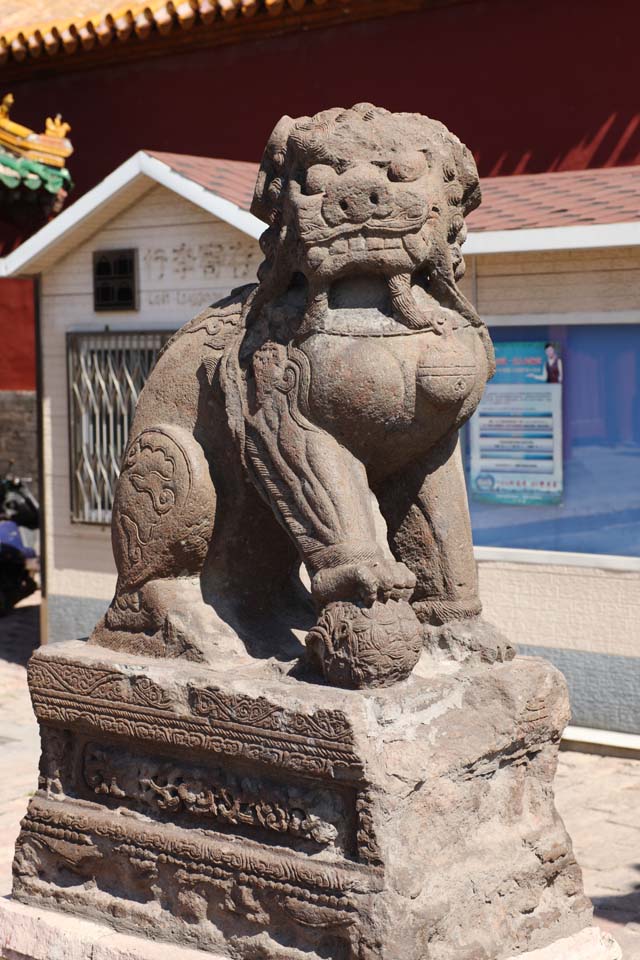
[311, 556, 416, 608]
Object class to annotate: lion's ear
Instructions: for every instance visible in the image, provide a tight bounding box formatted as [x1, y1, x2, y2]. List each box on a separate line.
[251, 114, 296, 223]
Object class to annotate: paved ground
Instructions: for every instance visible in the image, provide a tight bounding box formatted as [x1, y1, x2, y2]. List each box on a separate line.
[0, 595, 40, 900]
[0, 599, 638, 954]
[555, 751, 640, 956]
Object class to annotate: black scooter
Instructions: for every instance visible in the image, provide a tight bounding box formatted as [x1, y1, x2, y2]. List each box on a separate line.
[0, 463, 40, 614]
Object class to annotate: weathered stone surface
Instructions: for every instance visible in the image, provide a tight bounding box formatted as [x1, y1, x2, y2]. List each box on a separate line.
[10, 640, 594, 959]
[89, 102, 500, 684]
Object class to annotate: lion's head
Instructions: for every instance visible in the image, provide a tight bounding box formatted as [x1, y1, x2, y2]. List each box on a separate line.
[251, 103, 482, 335]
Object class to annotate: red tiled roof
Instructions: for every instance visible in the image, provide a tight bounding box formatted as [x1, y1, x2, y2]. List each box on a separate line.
[147, 150, 258, 211]
[149, 151, 640, 232]
[469, 165, 640, 232]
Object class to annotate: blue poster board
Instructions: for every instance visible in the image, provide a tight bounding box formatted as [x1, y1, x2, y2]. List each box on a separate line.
[469, 341, 563, 505]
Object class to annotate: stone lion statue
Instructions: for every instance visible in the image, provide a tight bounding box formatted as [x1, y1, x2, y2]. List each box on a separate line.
[91, 103, 499, 685]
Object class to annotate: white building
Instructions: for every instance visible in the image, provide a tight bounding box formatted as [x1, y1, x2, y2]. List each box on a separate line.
[2, 153, 639, 738]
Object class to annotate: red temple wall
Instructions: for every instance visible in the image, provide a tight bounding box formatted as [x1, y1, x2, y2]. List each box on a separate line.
[3, 0, 639, 203]
[0, 279, 35, 391]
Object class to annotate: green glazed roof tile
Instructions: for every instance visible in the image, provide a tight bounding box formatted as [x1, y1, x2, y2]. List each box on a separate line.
[0, 145, 73, 194]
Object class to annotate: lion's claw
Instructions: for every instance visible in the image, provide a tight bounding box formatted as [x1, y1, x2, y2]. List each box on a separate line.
[311, 557, 416, 608]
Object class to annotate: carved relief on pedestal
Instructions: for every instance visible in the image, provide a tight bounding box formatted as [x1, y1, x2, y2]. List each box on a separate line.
[16, 648, 594, 960]
[82, 742, 346, 853]
[28, 655, 363, 779]
[15, 795, 377, 955]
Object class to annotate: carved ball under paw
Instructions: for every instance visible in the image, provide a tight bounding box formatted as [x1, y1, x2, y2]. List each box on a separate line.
[305, 598, 422, 689]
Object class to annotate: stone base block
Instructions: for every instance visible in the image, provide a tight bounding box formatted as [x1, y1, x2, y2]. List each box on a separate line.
[11, 641, 600, 959]
[505, 927, 622, 959]
[0, 899, 621, 960]
[0, 895, 225, 960]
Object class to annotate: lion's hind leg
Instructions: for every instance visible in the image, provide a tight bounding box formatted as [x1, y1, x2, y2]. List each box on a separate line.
[90, 424, 221, 659]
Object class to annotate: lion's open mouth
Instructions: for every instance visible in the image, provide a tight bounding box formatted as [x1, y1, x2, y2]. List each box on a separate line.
[301, 216, 474, 335]
[304, 258, 480, 339]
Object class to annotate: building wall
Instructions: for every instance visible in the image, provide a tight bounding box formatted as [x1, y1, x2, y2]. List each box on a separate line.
[0, 278, 35, 391]
[478, 562, 640, 734]
[464, 247, 640, 734]
[40, 208, 640, 732]
[5, 0, 640, 207]
[0, 278, 38, 484]
[0, 391, 37, 482]
[39, 184, 261, 643]
[469, 247, 640, 319]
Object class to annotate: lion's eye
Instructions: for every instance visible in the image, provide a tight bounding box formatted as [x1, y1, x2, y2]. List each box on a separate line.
[304, 164, 338, 195]
[388, 152, 427, 183]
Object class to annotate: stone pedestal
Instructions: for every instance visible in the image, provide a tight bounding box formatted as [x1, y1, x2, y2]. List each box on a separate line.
[0, 898, 622, 960]
[10, 641, 613, 960]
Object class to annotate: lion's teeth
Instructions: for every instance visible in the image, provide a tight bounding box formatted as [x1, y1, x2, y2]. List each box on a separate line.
[326, 235, 403, 255]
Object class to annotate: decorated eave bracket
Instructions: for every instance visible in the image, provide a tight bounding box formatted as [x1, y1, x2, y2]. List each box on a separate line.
[0, 93, 73, 194]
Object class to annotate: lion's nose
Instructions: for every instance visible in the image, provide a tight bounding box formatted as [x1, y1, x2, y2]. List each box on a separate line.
[322, 171, 392, 227]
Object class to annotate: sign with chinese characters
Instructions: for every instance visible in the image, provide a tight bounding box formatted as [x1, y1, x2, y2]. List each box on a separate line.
[143, 239, 259, 284]
[469, 341, 563, 505]
[138, 229, 262, 313]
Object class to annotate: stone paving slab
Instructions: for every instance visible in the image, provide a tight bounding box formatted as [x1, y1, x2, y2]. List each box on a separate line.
[0, 599, 638, 955]
[0, 598, 39, 901]
[555, 750, 640, 958]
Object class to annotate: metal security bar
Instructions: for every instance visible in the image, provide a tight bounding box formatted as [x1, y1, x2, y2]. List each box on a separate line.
[67, 330, 173, 524]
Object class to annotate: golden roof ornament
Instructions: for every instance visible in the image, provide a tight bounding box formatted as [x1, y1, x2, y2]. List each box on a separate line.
[0, 93, 14, 118]
[0, 92, 73, 168]
[45, 114, 72, 139]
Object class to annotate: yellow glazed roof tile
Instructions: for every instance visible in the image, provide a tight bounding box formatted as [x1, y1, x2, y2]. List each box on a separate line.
[0, 92, 73, 168]
[0, 0, 344, 66]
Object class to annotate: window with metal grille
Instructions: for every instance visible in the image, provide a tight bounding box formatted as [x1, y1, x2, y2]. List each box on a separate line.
[67, 330, 173, 524]
[93, 249, 137, 311]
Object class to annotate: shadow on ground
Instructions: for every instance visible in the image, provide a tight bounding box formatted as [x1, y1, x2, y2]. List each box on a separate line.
[0, 603, 39, 667]
[593, 863, 640, 926]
